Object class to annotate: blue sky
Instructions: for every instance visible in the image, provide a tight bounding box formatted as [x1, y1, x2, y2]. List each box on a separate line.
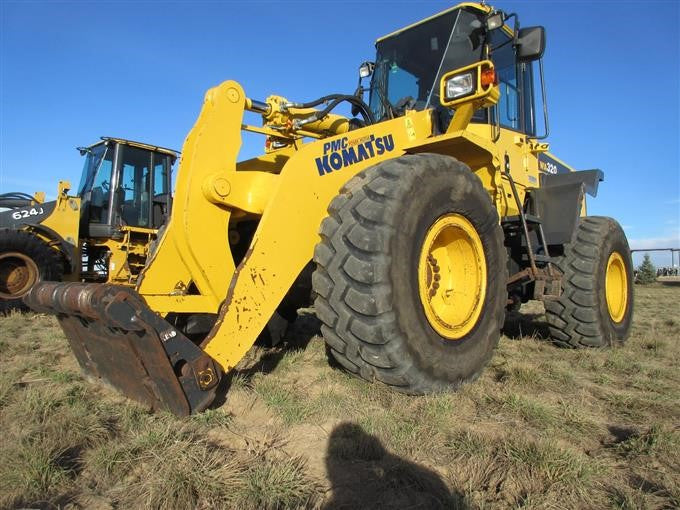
[1, 0, 678, 266]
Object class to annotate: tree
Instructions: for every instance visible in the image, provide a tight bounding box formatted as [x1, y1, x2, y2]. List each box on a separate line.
[636, 254, 656, 284]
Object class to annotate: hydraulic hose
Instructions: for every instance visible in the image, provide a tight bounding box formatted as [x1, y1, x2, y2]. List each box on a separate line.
[0, 192, 34, 209]
[1, 192, 34, 201]
[0, 199, 32, 208]
[290, 94, 375, 125]
[294, 94, 347, 109]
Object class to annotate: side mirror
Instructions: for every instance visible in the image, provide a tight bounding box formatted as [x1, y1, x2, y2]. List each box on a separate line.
[517, 26, 546, 62]
[359, 61, 375, 79]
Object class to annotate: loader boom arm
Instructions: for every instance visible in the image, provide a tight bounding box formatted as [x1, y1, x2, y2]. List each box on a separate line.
[138, 80, 434, 372]
[138, 82, 245, 307]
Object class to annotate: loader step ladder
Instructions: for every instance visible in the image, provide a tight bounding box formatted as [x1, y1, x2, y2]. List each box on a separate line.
[501, 157, 562, 301]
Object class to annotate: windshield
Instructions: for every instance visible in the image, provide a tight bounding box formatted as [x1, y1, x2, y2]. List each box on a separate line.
[79, 144, 114, 224]
[78, 144, 110, 196]
[369, 8, 486, 120]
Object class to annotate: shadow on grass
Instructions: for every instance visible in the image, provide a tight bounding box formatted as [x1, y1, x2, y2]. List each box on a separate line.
[502, 311, 551, 341]
[324, 422, 467, 509]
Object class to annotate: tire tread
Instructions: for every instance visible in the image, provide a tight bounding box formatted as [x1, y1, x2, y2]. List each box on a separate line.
[313, 154, 506, 393]
[545, 216, 632, 348]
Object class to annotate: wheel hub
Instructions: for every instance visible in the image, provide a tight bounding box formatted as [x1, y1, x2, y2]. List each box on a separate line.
[0, 252, 39, 299]
[605, 251, 628, 323]
[418, 214, 486, 339]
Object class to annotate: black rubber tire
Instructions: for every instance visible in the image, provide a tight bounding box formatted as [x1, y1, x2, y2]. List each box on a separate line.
[0, 229, 64, 312]
[545, 216, 633, 348]
[312, 153, 507, 394]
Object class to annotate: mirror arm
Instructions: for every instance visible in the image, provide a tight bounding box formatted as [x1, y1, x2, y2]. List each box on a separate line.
[503, 12, 519, 44]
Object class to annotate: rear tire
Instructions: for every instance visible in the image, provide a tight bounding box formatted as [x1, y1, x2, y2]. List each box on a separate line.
[312, 154, 506, 393]
[545, 216, 633, 347]
[0, 229, 64, 312]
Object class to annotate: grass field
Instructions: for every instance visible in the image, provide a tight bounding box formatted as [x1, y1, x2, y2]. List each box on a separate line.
[0, 283, 678, 509]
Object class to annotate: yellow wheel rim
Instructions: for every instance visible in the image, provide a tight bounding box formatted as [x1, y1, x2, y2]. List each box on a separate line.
[418, 214, 486, 340]
[605, 251, 628, 323]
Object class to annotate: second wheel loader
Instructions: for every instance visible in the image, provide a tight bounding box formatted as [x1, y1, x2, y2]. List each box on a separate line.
[26, 2, 634, 416]
[1, 137, 177, 310]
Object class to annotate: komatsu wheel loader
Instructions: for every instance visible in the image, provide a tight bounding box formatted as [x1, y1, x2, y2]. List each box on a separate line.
[25, 3, 634, 416]
[1, 137, 176, 310]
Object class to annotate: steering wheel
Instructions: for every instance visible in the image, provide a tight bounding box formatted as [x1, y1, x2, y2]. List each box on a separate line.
[394, 96, 417, 116]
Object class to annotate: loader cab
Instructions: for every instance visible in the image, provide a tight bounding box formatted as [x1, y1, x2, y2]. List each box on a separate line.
[368, 4, 545, 136]
[77, 138, 177, 238]
[368, 6, 486, 119]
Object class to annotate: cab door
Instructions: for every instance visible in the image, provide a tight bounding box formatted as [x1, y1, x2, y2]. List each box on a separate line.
[488, 29, 539, 215]
[114, 145, 152, 229]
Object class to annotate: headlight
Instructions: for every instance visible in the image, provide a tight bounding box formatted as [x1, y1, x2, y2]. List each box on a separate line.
[445, 71, 476, 101]
[359, 61, 375, 79]
[485, 12, 505, 31]
[439, 60, 499, 109]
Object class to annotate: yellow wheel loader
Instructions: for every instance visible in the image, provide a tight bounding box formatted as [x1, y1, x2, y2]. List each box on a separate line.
[25, 3, 634, 416]
[1, 137, 177, 310]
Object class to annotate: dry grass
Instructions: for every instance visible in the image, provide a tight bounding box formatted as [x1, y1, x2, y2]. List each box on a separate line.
[0, 283, 678, 509]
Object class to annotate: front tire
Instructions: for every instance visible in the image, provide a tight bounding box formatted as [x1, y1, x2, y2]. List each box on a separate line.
[0, 229, 64, 312]
[545, 216, 633, 347]
[312, 154, 506, 394]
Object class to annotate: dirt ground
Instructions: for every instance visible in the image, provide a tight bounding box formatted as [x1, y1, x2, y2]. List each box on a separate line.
[0, 283, 678, 509]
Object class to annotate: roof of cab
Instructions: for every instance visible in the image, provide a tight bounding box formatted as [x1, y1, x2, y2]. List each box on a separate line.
[375, 2, 492, 43]
[85, 137, 180, 158]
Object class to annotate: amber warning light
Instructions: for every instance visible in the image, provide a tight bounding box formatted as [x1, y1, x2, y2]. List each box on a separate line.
[481, 68, 496, 87]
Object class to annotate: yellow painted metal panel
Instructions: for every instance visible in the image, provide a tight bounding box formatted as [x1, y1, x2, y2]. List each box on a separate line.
[203, 110, 434, 371]
[143, 295, 217, 314]
[40, 181, 81, 248]
[137, 81, 248, 310]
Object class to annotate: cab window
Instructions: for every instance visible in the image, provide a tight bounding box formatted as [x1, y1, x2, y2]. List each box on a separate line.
[489, 31, 520, 131]
[118, 146, 151, 227]
[153, 155, 169, 196]
[151, 154, 171, 228]
[520, 61, 536, 136]
[88, 147, 114, 223]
